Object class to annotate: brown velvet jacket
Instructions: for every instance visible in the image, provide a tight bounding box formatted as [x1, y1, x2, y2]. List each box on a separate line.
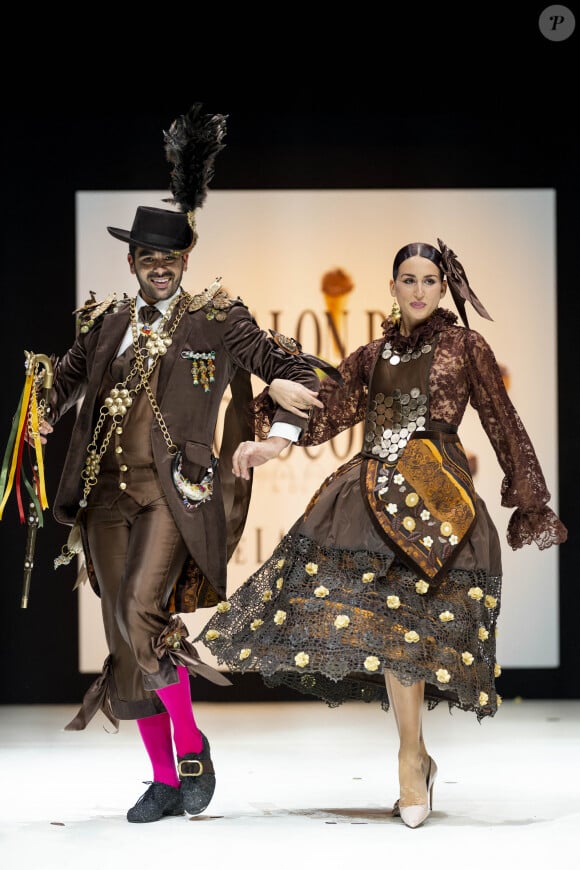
[47, 287, 320, 609]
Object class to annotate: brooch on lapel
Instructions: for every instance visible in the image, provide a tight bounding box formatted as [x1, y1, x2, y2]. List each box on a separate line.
[181, 350, 216, 392]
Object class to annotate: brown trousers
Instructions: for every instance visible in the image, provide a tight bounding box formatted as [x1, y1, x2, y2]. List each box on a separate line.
[85, 487, 189, 718]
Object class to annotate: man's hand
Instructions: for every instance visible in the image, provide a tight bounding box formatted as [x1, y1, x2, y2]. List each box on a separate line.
[25, 419, 53, 446]
[269, 379, 323, 418]
[232, 436, 291, 480]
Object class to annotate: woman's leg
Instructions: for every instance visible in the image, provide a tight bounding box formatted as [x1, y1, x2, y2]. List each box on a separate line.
[384, 670, 433, 812]
[384, 670, 428, 764]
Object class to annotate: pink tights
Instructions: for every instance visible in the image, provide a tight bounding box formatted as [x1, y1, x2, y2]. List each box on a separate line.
[136, 666, 203, 788]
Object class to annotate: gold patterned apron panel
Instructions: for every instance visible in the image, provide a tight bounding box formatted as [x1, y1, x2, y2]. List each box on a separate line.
[363, 431, 476, 588]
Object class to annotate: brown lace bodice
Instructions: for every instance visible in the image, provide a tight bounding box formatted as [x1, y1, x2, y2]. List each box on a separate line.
[252, 308, 567, 552]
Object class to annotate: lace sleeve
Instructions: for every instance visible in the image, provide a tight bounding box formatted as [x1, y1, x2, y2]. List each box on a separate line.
[465, 330, 567, 550]
[252, 340, 380, 446]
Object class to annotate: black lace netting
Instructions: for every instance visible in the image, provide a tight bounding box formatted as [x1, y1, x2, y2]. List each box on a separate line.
[199, 532, 503, 722]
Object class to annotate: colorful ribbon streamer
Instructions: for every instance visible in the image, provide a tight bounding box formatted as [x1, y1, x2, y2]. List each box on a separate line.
[0, 358, 49, 523]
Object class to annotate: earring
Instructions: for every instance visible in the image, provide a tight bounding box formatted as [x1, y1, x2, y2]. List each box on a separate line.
[390, 299, 401, 326]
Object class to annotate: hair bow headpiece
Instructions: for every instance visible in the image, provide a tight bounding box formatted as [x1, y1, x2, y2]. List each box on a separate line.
[437, 238, 493, 328]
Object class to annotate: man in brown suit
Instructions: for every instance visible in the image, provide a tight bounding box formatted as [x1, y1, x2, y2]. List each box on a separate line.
[40, 204, 323, 822]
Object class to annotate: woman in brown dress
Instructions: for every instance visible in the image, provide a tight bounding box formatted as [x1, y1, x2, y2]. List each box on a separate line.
[199, 239, 567, 828]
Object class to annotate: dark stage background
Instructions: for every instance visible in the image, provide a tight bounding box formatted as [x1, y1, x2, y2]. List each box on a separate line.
[1, 9, 578, 705]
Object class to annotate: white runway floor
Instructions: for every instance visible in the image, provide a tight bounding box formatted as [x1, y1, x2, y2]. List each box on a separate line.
[1, 699, 579, 868]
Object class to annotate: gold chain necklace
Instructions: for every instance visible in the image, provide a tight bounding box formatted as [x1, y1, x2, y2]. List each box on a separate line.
[79, 292, 192, 506]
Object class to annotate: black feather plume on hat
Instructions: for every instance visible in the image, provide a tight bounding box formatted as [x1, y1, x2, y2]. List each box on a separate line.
[163, 103, 228, 214]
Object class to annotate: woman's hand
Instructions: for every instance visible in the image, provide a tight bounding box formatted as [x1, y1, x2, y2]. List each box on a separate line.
[268, 378, 323, 418]
[232, 436, 291, 480]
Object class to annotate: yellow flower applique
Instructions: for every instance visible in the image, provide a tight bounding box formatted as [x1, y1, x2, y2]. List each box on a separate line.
[364, 656, 381, 672]
[334, 615, 350, 629]
[468, 587, 483, 600]
[295, 652, 309, 668]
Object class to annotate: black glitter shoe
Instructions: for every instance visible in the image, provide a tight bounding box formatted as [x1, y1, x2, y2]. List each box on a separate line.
[127, 781, 184, 823]
[177, 733, 216, 815]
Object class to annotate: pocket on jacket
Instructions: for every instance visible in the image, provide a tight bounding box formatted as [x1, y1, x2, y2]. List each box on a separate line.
[183, 441, 212, 483]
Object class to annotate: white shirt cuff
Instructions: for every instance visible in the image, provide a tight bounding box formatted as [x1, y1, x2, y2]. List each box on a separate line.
[268, 422, 302, 443]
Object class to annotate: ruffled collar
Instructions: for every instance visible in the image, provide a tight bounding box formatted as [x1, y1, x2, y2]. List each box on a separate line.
[381, 307, 458, 353]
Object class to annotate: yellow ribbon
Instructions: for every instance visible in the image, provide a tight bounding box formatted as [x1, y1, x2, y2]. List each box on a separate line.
[0, 360, 49, 520]
[27, 386, 48, 510]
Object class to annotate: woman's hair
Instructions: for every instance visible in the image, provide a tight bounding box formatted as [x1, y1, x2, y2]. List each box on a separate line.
[392, 243, 442, 279]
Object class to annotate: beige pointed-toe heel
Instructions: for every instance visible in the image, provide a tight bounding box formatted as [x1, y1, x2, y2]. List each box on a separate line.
[395, 756, 438, 828]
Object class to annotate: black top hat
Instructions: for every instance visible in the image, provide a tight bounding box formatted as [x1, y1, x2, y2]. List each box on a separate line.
[107, 206, 195, 253]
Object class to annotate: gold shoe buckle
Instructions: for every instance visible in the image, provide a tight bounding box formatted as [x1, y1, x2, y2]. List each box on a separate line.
[178, 759, 204, 777]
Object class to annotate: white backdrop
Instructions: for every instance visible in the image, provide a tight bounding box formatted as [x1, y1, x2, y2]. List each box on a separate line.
[75, 189, 560, 672]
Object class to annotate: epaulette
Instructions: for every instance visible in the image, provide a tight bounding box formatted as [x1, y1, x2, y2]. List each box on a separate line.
[187, 278, 235, 322]
[75, 292, 130, 334]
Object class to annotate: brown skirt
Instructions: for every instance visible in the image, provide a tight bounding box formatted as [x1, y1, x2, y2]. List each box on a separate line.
[199, 456, 503, 720]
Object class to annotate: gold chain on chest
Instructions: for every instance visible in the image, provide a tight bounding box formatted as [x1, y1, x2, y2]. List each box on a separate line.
[79, 292, 192, 506]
